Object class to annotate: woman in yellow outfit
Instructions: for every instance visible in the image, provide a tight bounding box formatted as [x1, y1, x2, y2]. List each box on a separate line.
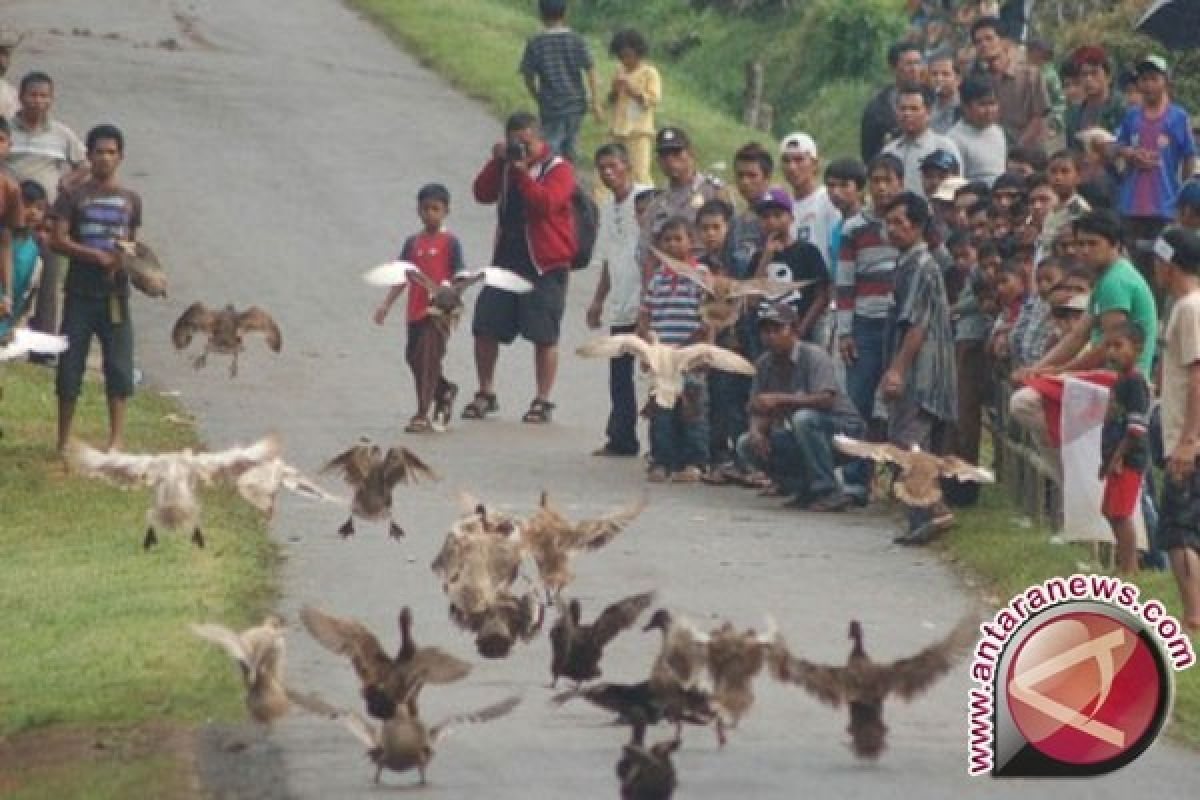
[607, 29, 661, 186]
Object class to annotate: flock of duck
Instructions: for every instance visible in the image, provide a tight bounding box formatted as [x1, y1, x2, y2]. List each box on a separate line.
[43, 248, 994, 796]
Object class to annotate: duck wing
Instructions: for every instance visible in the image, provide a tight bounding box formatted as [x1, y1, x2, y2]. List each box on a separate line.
[298, 605, 391, 686]
[118, 241, 168, 298]
[283, 687, 341, 719]
[171, 302, 215, 350]
[322, 444, 374, 486]
[381, 446, 440, 486]
[236, 307, 282, 352]
[0, 329, 69, 360]
[767, 636, 847, 708]
[335, 709, 380, 748]
[190, 622, 256, 680]
[674, 344, 756, 376]
[235, 459, 346, 512]
[653, 616, 710, 690]
[561, 493, 647, 551]
[937, 455, 996, 484]
[409, 646, 473, 685]
[67, 442, 161, 487]
[894, 453, 943, 508]
[831, 435, 910, 466]
[430, 695, 521, 743]
[730, 277, 815, 299]
[879, 615, 978, 701]
[576, 333, 653, 363]
[590, 590, 657, 649]
[191, 435, 280, 483]
[362, 259, 419, 288]
[456, 266, 535, 294]
[649, 247, 714, 293]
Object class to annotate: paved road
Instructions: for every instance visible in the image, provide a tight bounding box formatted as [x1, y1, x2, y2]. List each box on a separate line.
[7, 0, 1195, 796]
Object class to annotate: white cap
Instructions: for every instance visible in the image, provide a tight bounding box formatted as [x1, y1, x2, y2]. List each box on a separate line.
[932, 176, 969, 203]
[780, 131, 818, 159]
[1074, 127, 1116, 148]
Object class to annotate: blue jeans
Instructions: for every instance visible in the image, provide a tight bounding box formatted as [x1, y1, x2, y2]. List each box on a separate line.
[605, 324, 639, 454]
[736, 409, 864, 498]
[650, 376, 710, 471]
[540, 112, 583, 164]
[841, 315, 886, 488]
[709, 371, 752, 465]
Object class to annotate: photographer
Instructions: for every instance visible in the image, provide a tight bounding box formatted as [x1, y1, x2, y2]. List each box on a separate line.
[465, 111, 577, 424]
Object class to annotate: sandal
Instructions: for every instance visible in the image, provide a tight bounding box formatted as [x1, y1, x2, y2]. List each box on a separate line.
[805, 492, 853, 512]
[461, 391, 498, 420]
[522, 398, 556, 424]
[404, 416, 433, 433]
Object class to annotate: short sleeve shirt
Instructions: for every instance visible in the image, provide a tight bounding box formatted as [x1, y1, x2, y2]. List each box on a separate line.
[1102, 371, 1150, 470]
[1115, 103, 1197, 219]
[641, 261, 707, 346]
[885, 243, 957, 422]
[1088, 257, 1158, 373]
[519, 28, 593, 118]
[752, 239, 830, 322]
[400, 230, 465, 322]
[53, 179, 142, 298]
[751, 341, 862, 428]
[1162, 290, 1200, 453]
[6, 114, 86, 204]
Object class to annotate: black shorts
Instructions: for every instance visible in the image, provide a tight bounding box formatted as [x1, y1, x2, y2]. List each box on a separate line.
[471, 269, 567, 346]
[1159, 465, 1200, 553]
[56, 292, 135, 400]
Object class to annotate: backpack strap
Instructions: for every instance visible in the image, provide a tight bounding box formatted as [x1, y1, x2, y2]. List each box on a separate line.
[533, 155, 565, 183]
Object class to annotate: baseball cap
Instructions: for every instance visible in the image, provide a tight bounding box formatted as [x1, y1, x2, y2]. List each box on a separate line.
[1053, 293, 1090, 312]
[920, 148, 961, 174]
[756, 302, 798, 327]
[1154, 227, 1200, 273]
[932, 176, 969, 203]
[1176, 180, 1200, 211]
[780, 131, 818, 159]
[754, 187, 794, 215]
[1136, 54, 1169, 76]
[655, 127, 691, 152]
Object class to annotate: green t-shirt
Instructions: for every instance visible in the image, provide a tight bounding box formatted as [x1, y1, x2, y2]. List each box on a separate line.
[1088, 257, 1158, 373]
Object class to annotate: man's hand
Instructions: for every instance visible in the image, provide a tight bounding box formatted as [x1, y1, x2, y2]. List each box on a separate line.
[586, 300, 603, 330]
[748, 430, 770, 461]
[881, 366, 905, 401]
[373, 304, 389, 326]
[492, 141, 508, 161]
[1168, 441, 1198, 484]
[761, 232, 786, 262]
[0, 296, 10, 317]
[838, 335, 857, 364]
[95, 249, 120, 272]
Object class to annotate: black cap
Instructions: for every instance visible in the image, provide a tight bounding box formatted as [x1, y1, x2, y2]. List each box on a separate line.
[919, 148, 961, 174]
[655, 127, 691, 153]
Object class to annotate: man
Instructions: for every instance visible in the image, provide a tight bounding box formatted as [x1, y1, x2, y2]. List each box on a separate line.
[638, 126, 731, 266]
[586, 142, 649, 457]
[518, 0, 601, 163]
[727, 141, 773, 279]
[1113, 55, 1197, 287]
[1154, 226, 1200, 631]
[949, 75, 1007, 186]
[6, 71, 86, 350]
[928, 51, 961, 134]
[970, 15, 1049, 147]
[1011, 210, 1159, 475]
[1064, 45, 1124, 151]
[860, 41, 924, 163]
[779, 131, 840, 271]
[466, 112, 576, 424]
[880, 191, 957, 544]
[53, 125, 141, 454]
[823, 157, 867, 282]
[882, 84, 962, 198]
[0, 26, 21, 119]
[737, 303, 864, 512]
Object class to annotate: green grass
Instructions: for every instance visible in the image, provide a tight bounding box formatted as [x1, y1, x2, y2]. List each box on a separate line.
[948, 485, 1199, 749]
[0, 363, 277, 792]
[3, 754, 189, 800]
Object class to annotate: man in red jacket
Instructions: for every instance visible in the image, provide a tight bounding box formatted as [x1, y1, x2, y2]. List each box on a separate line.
[464, 111, 577, 424]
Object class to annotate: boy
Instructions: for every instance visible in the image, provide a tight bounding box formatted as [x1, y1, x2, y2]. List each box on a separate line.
[53, 125, 141, 454]
[0, 179, 46, 340]
[640, 218, 710, 483]
[1010, 255, 1065, 368]
[987, 260, 1025, 362]
[752, 189, 831, 346]
[374, 183, 466, 433]
[1041, 150, 1090, 250]
[696, 199, 732, 273]
[947, 231, 990, 489]
[1098, 320, 1151, 575]
[519, 0, 601, 163]
[728, 142, 772, 279]
[1154, 226, 1200, 629]
[779, 132, 840, 271]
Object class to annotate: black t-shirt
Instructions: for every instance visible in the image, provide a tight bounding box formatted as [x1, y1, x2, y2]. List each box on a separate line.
[751, 239, 831, 322]
[1102, 370, 1150, 471]
[494, 170, 537, 281]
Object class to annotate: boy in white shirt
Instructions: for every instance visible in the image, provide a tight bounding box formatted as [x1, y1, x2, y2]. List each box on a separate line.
[780, 132, 841, 273]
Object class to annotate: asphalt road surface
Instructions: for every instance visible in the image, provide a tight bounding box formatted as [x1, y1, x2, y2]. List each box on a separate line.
[6, 0, 1196, 797]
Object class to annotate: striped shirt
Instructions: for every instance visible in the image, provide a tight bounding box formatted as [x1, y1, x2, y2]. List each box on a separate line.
[641, 262, 706, 346]
[835, 210, 898, 336]
[519, 28, 593, 118]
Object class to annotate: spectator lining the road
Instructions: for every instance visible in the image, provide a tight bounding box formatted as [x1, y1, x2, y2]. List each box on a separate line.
[780, 131, 841, 271]
[750, 188, 831, 346]
[0, 25, 21, 120]
[605, 28, 660, 187]
[0, 179, 46, 341]
[883, 84, 963, 199]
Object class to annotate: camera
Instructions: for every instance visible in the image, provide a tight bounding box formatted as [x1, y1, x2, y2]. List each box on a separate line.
[505, 137, 529, 162]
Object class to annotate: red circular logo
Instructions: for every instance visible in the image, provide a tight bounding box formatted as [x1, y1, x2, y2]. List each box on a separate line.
[1006, 611, 1163, 766]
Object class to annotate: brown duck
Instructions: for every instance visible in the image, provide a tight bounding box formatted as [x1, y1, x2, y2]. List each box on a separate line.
[450, 584, 545, 660]
[768, 615, 978, 759]
[705, 617, 776, 728]
[171, 302, 281, 377]
[617, 710, 680, 800]
[549, 590, 656, 687]
[300, 604, 471, 720]
[832, 435, 994, 508]
[644, 609, 726, 746]
[322, 441, 438, 539]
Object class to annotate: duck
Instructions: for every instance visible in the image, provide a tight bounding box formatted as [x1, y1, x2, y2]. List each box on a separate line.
[450, 583, 546, 660]
[520, 491, 647, 597]
[768, 615, 978, 759]
[617, 710, 680, 800]
[189, 615, 336, 725]
[643, 609, 725, 746]
[0, 328, 68, 362]
[67, 435, 279, 549]
[322, 440, 438, 539]
[234, 457, 346, 520]
[431, 496, 525, 598]
[331, 692, 521, 786]
[577, 331, 755, 409]
[705, 617, 776, 728]
[363, 262, 533, 337]
[551, 679, 714, 730]
[115, 239, 167, 298]
[549, 590, 656, 687]
[171, 302, 281, 377]
[300, 604, 471, 720]
[832, 435, 995, 508]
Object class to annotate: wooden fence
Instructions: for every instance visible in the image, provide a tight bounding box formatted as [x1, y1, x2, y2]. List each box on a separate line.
[987, 380, 1063, 530]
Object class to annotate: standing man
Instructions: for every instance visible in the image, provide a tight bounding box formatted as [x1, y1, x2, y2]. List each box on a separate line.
[6, 71, 86, 353]
[586, 142, 649, 457]
[638, 126, 731, 265]
[928, 51, 961, 134]
[971, 15, 1049, 148]
[53, 125, 141, 454]
[1064, 45, 1124, 151]
[519, 0, 601, 164]
[0, 26, 22, 119]
[1113, 55, 1196, 286]
[880, 191, 957, 544]
[727, 141, 773, 279]
[882, 84, 962, 198]
[779, 131, 841, 272]
[466, 112, 576, 424]
[861, 41, 924, 163]
[949, 76, 1007, 186]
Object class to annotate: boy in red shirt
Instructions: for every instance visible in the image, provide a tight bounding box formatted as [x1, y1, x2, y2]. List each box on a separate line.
[374, 184, 466, 432]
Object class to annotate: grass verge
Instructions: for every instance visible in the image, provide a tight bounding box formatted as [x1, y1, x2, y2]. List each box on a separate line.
[948, 485, 1199, 749]
[0, 363, 277, 796]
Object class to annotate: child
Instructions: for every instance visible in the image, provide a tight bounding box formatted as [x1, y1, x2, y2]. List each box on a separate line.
[1010, 255, 1065, 368]
[0, 180, 47, 340]
[606, 28, 660, 187]
[696, 199, 732, 273]
[639, 217, 710, 483]
[519, 0, 600, 163]
[751, 188, 831, 345]
[1099, 320, 1151, 575]
[728, 142, 773, 279]
[374, 183, 465, 433]
[987, 260, 1025, 362]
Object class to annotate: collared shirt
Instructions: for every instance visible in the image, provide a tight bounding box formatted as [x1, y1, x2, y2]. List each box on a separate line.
[594, 182, 652, 326]
[885, 242, 957, 422]
[835, 209, 897, 334]
[751, 340, 862, 428]
[609, 63, 660, 137]
[988, 61, 1049, 143]
[931, 95, 961, 134]
[6, 112, 86, 203]
[639, 171, 730, 258]
[519, 27, 593, 118]
[641, 260, 707, 346]
[882, 129, 963, 197]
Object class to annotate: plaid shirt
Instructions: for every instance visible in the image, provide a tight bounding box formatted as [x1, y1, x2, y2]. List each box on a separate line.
[1011, 296, 1054, 368]
[519, 28, 593, 117]
[885, 243, 957, 422]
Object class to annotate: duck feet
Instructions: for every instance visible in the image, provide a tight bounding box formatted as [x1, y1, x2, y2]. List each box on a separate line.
[192, 527, 206, 548]
[337, 518, 355, 538]
[229, 352, 239, 378]
[388, 520, 405, 540]
[192, 352, 207, 371]
[715, 717, 728, 748]
[143, 527, 158, 550]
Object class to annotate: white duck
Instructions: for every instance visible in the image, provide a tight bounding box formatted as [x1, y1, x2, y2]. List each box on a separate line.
[234, 457, 346, 519]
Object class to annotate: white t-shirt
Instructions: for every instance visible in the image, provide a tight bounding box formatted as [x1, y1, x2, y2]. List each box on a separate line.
[791, 185, 841, 273]
[594, 183, 652, 326]
[1162, 289, 1200, 453]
